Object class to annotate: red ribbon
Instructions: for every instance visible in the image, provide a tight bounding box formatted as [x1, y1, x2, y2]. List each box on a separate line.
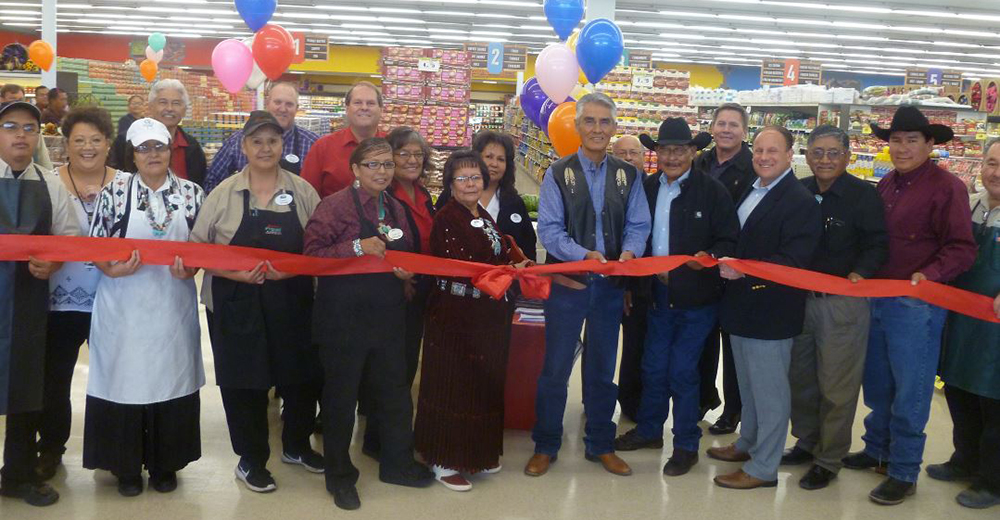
[1, 234, 996, 324]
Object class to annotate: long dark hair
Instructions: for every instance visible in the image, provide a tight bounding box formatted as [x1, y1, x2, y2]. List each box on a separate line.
[437, 149, 490, 209]
[471, 130, 517, 196]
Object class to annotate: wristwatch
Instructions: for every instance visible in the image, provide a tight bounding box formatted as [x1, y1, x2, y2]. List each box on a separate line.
[352, 238, 364, 257]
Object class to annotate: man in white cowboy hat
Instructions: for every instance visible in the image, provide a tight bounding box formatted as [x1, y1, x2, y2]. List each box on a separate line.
[842, 105, 977, 505]
[612, 118, 739, 478]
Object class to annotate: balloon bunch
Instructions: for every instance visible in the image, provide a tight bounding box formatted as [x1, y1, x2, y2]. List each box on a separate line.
[27, 40, 54, 72]
[213, 0, 294, 93]
[138, 33, 166, 82]
[520, 0, 625, 157]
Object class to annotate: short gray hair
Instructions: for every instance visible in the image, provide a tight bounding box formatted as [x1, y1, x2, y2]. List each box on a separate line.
[575, 92, 617, 122]
[148, 79, 190, 108]
[807, 124, 849, 150]
[985, 137, 1000, 157]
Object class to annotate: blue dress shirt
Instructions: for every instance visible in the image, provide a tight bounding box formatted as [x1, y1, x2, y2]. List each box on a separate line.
[651, 169, 689, 257]
[737, 168, 793, 227]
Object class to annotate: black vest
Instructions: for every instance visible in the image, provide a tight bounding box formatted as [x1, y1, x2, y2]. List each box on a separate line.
[548, 153, 637, 262]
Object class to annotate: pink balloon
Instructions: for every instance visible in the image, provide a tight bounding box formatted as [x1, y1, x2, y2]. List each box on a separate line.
[145, 46, 164, 64]
[535, 43, 580, 106]
[212, 39, 254, 94]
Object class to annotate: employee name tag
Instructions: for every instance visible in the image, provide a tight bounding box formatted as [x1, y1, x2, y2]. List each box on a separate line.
[168, 193, 184, 205]
[510, 213, 523, 223]
[275, 193, 293, 206]
[471, 218, 484, 228]
[284, 154, 299, 164]
[388, 228, 404, 241]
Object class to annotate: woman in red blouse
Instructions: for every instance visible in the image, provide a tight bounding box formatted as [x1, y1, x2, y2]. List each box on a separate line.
[414, 150, 530, 492]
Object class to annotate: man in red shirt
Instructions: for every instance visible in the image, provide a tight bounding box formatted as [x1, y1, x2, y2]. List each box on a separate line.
[302, 82, 385, 198]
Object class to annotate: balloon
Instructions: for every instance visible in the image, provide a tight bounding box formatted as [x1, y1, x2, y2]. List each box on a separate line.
[543, 0, 584, 41]
[212, 39, 254, 94]
[539, 96, 573, 136]
[547, 101, 581, 157]
[576, 18, 624, 85]
[252, 24, 295, 81]
[570, 84, 591, 100]
[145, 45, 163, 64]
[27, 40, 53, 71]
[242, 37, 267, 90]
[535, 43, 579, 105]
[567, 30, 589, 85]
[519, 77, 548, 128]
[139, 59, 158, 82]
[148, 32, 166, 52]
[235, 0, 277, 32]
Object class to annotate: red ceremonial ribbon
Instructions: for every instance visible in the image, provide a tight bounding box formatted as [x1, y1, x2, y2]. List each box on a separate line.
[1, 234, 996, 324]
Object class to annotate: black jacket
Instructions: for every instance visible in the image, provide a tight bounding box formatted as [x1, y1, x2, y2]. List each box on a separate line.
[720, 171, 822, 340]
[694, 142, 755, 204]
[108, 126, 208, 188]
[495, 188, 538, 262]
[636, 169, 739, 308]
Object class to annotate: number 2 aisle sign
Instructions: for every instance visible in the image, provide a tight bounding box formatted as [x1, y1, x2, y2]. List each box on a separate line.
[487, 42, 503, 75]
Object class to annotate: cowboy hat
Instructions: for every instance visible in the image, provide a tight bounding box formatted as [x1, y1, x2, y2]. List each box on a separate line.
[870, 105, 954, 144]
[639, 117, 713, 151]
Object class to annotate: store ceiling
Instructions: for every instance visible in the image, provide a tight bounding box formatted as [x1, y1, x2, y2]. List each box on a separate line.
[3, 0, 1000, 79]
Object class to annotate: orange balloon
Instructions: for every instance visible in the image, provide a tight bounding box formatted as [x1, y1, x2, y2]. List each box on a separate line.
[139, 59, 158, 82]
[28, 40, 53, 71]
[547, 101, 581, 158]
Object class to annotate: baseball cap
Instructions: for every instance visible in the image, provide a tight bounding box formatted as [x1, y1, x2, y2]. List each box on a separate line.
[126, 117, 171, 147]
[242, 110, 283, 137]
[0, 101, 41, 123]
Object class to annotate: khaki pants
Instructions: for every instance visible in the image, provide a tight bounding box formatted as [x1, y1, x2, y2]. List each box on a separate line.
[789, 294, 870, 472]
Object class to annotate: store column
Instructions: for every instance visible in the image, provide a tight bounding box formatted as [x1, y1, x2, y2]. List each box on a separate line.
[41, 0, 56, 86]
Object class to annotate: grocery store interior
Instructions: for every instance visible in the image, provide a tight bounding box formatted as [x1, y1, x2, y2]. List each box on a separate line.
[0, 0, 998, 518]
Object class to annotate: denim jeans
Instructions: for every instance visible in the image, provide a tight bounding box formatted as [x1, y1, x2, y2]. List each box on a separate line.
[861, 296, 947, 483]
[635, 281, 717, 452]
[533, 276, 624, 456]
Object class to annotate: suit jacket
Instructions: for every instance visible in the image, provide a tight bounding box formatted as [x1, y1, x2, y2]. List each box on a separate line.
[107, 126, 208, 188]
[720, 171, 822, 340]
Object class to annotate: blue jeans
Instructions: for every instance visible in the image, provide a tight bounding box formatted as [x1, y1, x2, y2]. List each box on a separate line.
[731, 335, 793, 482]
[533, 276, 624, 456]
[635, 281, 717, 452]
[862, 296, 947, 483]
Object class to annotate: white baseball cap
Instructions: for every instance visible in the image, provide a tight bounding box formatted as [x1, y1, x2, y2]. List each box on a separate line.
[126, 117, 171, 147]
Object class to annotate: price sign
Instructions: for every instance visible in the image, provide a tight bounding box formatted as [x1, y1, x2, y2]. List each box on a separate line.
[631, 74, 654, 88]
[418, 58, 441, 72]
[862, 126, 872, 135]
[977, 132, 987, 140]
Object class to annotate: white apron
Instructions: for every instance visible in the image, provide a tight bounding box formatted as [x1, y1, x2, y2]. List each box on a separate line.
[87, 176, 204, 405]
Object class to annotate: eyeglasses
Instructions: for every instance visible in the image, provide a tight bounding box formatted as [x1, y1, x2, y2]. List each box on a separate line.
[70, 136, 108, 148]
[361, 160, 395, 171]
[0, 122, 38, 134]
[135, 142, 169, 154]
[454, 174, 483, 184]
[807, 148, 846, 160]
[395, 151, 425, 162]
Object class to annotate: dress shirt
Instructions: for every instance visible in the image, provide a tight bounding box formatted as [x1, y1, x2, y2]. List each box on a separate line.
[303, 187, 413, 258]
[204, 125, 320, 192]
[485, 192, 500, 221]
[170, 128, 189, 180]
[876, 159, 977, 282]
[738, 168, 793, 227]
[301, 127, 386, 199]
[971, 190, 1000, 228]
[537, 150, 651, 261]
[802, 173, 888, 278]
[651, 169, 689, 256]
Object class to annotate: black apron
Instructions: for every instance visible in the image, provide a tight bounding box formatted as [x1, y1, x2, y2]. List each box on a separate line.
[278, 129, 302, 175]
[0, 167, 52, 415]
[210, 189, 318, 389]
[312, 188, 410, 345]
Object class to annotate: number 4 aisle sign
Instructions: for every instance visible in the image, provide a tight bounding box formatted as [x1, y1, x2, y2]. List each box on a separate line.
[783, 59, 800, 86]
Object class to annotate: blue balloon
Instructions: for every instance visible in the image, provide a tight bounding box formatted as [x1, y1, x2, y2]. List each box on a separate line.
[543, 0, 585, 41]
[520, 78, 549, 129]
[576, 18, 624, 85]
[539, 96, 573, 136]
[235, 0, 276, 32]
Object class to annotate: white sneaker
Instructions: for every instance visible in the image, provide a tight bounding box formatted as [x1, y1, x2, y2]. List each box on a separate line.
[432, 465, 472, 492]
[480, 464, 502, 475]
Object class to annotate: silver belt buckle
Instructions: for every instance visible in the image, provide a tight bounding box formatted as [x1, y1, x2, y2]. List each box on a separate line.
[451, 282, 467, 297]
[471, 287, 481, 299]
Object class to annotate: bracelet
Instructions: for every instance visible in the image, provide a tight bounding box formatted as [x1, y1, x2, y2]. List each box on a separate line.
[352, 238, 364, 257]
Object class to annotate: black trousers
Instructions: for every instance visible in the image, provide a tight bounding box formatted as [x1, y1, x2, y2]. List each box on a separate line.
[220, 382, 321, 469]
[1, 311, 90, 485]
[699, 325, 741, 418]
[319, 333, 415, 491]
[618, 295, 649, 422]
[945, 384, 1000, 493]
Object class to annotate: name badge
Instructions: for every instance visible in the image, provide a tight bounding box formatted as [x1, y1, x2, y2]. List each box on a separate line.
[815, 194, 823, 203]
[387, 228, 404, 241]
[275, 193, 293, 206]
[470, 218, 484, 228]
[265, 224, 282, 236]
[167, 193, 184, 205]
[510, 213, 523, 224]
[694, 211, 702, 219]
[284, 154, 299, 164]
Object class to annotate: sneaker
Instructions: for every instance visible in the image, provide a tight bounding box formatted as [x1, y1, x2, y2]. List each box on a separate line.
[281, 450, 325, 474]
[613, 428, 664, 451]
[926, 461, 973, 482]
[235, 460, 277, 493]
[149, 471, 178, 493]
[117, 475, 144, 497]
[433, 467, 472, 492]
[869, 477, 915, 505]
[957, 484, 1000, 509]
[480, 464, 502, 475]
[0, 480, 59, 507]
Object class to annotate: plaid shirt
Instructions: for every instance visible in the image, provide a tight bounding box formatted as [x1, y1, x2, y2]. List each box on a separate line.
[204, 124, 320, 193]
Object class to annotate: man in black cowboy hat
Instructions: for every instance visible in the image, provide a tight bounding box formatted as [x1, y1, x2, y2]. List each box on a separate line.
[613, 118, 739, 477]
[841, 105, 976, 505]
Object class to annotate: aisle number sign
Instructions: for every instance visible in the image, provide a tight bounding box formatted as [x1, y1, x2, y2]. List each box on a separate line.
[487, 42, 504, 75]
[783, 59, 801, 86]
[761, 58, 822, 86]
[467, 43, 527, 80]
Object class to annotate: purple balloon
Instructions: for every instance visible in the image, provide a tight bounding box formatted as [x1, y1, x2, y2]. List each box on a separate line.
[519, 78, 549, 128]
[539, 96, 574, 136]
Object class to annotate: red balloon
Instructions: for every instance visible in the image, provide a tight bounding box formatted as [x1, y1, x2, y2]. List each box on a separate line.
[251, 24, 294, 80]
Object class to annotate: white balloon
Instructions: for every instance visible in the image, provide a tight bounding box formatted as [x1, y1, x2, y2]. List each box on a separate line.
[242, 36, 267, 90]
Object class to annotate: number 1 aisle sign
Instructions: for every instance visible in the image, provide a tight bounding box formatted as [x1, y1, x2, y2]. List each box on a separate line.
[487, 42, 504, 75]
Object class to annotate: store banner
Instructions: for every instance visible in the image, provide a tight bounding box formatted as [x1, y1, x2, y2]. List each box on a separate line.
[0, 234, 996, 323]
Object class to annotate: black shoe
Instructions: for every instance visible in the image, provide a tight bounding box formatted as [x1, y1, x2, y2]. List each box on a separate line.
[926, 461, 973, 482]
[35, 452, 62, 481]
[869, 477, 915, 505]
[708, 414, 740, 435]
[613, 428, 664, 451]
[0, 480, 59, 507]
[957, 484, 1000, 509]
[842, 451, 888, 472]
[379, 462, 434, 488]
[780, 446, 814, 466]
[331, 485, 361, 510]
[799, 465, 836, 490]
[662, 449, 698, 477]
[149, 471, 178, 493]
[282, 450, 325, 473]
[234, 459, 277, 493]
[117, 475, 144, 497]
